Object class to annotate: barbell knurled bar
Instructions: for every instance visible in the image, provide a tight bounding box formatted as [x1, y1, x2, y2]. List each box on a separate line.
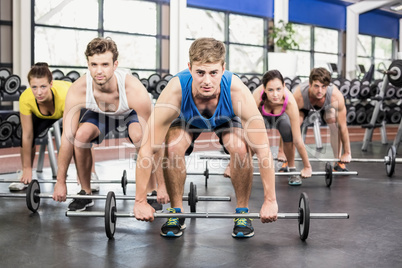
[66, 191, 349, 240]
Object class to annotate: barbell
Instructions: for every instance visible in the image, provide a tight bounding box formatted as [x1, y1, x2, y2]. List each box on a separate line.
[0, 180, 230, 213]
[193, 160, 357, 187]
[66, 191, 349, 240]
[1, 170, 134, 195]
[199, 145, 397, 177]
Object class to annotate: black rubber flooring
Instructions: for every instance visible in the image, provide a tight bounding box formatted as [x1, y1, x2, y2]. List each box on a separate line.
[1, 142, 402, 268]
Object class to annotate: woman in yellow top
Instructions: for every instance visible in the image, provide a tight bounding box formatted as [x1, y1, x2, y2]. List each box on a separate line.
[9, 63, 98, 191]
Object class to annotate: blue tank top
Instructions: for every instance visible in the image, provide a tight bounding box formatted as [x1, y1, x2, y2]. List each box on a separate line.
[176, 69, 236, 129]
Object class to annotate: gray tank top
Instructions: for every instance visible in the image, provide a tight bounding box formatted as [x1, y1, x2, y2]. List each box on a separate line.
[300, 81, 333, 111]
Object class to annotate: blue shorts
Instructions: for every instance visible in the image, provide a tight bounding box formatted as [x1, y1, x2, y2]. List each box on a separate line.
[79, 109, 139, 144]
[169, 116, 243, 155]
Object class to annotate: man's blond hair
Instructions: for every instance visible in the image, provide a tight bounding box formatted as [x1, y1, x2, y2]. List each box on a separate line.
[189, 38, 226, 67]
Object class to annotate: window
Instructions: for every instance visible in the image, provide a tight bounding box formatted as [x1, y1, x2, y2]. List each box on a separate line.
[186, 7, 266, 75]
[33, 0, 162, 78]
[289, 24, 340, 78]
[0, 0, 13, 69]
[357, 34, 394, 80]
[185, 9, 225, 40]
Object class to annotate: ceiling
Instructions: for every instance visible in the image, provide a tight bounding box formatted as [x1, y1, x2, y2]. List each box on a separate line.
[333, 0, 402, 16]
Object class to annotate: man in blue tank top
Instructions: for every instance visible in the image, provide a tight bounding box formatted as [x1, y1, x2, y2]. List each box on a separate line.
[288, 68, 352, 171]
[134, 37, 278, 238]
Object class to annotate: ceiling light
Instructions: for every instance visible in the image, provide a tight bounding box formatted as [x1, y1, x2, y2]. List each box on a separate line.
[390, 4, 402, 11]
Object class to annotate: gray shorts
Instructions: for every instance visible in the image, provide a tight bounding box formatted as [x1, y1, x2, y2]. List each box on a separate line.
[263, 113, 293, 143]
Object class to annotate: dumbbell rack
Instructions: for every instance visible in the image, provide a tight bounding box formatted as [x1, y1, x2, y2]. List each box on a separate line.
[361, 75, 389, 151]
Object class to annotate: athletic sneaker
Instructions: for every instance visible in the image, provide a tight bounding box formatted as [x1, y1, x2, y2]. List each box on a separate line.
[160, 208, 186, 237]
[147, 190, 163, 212]
[68, 190, 94, 211]
[91, 173, 100, 192]
[232, 207, 254, 238]
[288, 167, 302, 186]
[278, 162, 289, 172]
[334, 162, 348, 172]
[8, 170, 28, 191]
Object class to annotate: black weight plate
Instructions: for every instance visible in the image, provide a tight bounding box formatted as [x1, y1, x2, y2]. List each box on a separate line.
[105, 191, 117, 239]
[0, 121, 13, 141]
[346, 110, 356, 125]
[163, 74, 173, 81]
[348, 84, 360, 98]
[250, 76, 261, 85]
[6, 114, 20, 125]
[240, 75, 249, 84]
[140, 78, 150, 91]
[390, 112, 401, 124]
[60, 76, 73, 83]
[65, 70, 80, 82]
[386, 146, 396, 177]
[298, 192, 310, 241]
[385, 86, 396, 99]
[247, 81, 258, 92]
[52, 69, 64, 80]
[359, 86, 370, 98]
[155, 79, 168, 95]
[388, 60, 402, 88]
[4, 75, 21, 94]
[0, 68, 11, 80]
[131, 72, 140, 79]
[148, 74, 161, 89]
[395, 88, 402, 99]
[121, 170, 127, 195]
[292, 76, 301, 85]
[339, 84, 350, 97]
[26, 180, 41, 213]
[332, 79, 341, 87]
[15, 123, 22, 140]
[325, 162, 333, 187]
[188, 182, 197, 213]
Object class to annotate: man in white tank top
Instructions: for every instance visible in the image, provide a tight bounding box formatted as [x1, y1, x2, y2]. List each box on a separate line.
[52, 37, 167, 211]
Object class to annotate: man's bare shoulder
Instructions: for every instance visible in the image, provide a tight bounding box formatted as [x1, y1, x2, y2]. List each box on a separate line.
[66, 75, 87, 99]
[155, 76, 182, 104]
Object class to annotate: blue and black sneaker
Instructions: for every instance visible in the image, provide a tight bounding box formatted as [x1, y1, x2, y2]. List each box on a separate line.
[232, 207, 254, 238]
[160, 208, 186, 237]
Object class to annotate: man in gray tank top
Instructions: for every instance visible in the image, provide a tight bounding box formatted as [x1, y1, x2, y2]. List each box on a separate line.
[291, 67, 351, 171]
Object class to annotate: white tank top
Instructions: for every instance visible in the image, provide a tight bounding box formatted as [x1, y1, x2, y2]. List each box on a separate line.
[85, 69, 132, 118]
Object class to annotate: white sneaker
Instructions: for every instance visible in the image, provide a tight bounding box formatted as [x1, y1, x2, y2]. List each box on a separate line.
[9, 170, 28, 191]
[91, 172, 100, 192]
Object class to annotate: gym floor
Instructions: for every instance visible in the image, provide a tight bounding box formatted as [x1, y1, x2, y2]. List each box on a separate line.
[1, 129, 402, 268]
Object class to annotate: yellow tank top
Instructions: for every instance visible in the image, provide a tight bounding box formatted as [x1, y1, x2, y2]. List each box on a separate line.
[19, 80, 71, 119]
